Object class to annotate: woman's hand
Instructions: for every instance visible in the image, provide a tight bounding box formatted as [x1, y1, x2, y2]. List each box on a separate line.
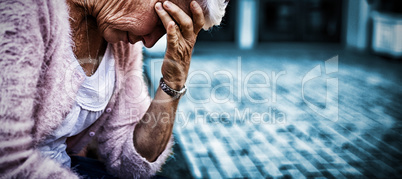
[155, 1, 205, 90]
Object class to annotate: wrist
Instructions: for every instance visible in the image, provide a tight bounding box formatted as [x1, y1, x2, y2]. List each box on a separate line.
[162, 78, 186, 91]
[159, 77, 187, 99]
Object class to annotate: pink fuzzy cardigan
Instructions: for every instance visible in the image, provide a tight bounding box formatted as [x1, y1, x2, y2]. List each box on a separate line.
[0, 0, 173, 178]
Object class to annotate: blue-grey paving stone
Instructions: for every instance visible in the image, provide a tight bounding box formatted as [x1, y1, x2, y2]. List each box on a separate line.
[362, 133, 401, 154]
[342, 143, 376, 161]
[187, 132, 208, 156]
[233, 127, 284, 177]
[250, 148, 283, 177]
[236, 160, 265, 179]
[279, 164, 295, 171]
[207, 171, 223, 179]
[262, 128, 321, 173]
[316, 150, 334, 163]
[288, 151, 320, 174]
[145, 45, 402, 178]
[370, 137, 402, 158]
[338, 164, 363, 178]
[207, 140, 243, 178]
[200, 157, 223, 179]
[183, 150, 203, 178]
[325, 169, 347, 179]
[284, 169, 306, 179]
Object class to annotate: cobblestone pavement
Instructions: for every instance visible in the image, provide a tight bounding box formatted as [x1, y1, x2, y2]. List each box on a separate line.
[145, 44, 402, 178]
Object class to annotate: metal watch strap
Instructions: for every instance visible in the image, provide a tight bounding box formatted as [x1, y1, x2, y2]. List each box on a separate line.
[159, 77, 187, 98]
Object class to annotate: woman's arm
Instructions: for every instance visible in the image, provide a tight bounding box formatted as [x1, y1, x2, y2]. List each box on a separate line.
[133, 1, 205, 162]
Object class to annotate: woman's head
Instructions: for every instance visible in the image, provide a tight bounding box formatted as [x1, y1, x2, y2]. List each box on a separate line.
[83, 0, 228, 47]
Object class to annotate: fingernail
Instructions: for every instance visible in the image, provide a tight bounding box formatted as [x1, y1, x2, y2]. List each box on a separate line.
[164, 1, 171, 9]
[192, 1, 198, 8]
[155, 2, 162, 10]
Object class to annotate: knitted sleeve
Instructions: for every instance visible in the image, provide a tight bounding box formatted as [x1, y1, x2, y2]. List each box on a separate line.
[96, 42, 174, 178]
[0, 0, 78, 178]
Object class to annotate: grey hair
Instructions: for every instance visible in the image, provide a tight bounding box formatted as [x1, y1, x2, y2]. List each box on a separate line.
[199, 0, 229, 30]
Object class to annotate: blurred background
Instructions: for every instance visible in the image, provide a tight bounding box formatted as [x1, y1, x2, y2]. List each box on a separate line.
[144, 0, 402, 178]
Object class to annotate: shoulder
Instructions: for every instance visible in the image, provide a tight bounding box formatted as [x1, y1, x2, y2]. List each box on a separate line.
[0, 0, 45, 67]
[0, 0, 71, 54]
[0, 0, 41, 39]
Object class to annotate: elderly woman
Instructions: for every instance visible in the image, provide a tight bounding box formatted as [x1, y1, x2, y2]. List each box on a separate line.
[0, 0, 228, 178]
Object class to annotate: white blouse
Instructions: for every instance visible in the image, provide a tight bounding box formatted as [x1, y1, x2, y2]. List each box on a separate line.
[39, 44, 116, 168]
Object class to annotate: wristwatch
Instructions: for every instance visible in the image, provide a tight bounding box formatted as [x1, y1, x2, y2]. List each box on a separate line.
[159, 77, 187, 99]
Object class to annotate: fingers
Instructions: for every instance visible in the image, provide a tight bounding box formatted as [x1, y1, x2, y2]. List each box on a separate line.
[190, 1, 205, 34]
[155, 2, 175, 32]
[155, 1, 205, 37]
[155, 3, 179, 49]
[161, 1, 194, 39]
[166, 21, 179, 50]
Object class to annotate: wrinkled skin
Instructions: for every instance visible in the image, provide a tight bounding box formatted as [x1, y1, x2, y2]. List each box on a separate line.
[156, 1, 204, 89]
[134, 0, 206, 161]
[68, 0, 205, 162]
[71, 0, 201, 88]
